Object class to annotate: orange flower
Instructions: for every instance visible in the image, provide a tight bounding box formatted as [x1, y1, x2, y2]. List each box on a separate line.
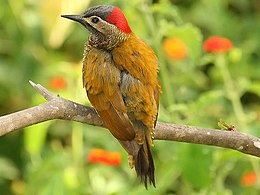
[49, 76, 67, 90]
[163, 38, 188, 60]
[203, 36, 233, 53]
[240, 171, 257, 186]
[87, 149, 121, 166]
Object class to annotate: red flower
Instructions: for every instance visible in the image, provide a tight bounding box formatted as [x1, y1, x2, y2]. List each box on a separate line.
[48, 76, 67, 90]
[203, 36, 233, 53]
[87, 149, 121, 166]
[163, 38, 188, 60]
[240, 171, 257, 186]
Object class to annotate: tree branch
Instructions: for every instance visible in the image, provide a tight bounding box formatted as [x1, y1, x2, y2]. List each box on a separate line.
[1, 81, 260, 158]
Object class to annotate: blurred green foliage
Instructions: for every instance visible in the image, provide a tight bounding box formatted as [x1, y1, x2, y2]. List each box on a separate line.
[0, 0, 260, 194]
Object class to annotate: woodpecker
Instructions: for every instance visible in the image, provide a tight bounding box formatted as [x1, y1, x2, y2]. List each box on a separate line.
[62, 5, 161, 188]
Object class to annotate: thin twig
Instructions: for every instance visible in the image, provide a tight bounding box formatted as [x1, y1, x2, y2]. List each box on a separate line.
[29, 80, 55, 101]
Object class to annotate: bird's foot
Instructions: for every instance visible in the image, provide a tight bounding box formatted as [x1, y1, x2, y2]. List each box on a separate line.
[128, 154, 135, 169]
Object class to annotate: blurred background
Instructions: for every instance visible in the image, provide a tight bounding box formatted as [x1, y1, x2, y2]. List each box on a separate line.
[0, 0, 260, 194]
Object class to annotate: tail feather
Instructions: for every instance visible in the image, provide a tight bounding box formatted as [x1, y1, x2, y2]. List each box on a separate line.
[135, 141, 155, 189]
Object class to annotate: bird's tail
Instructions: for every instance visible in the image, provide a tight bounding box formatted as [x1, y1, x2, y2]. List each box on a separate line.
[135, 140, 155, 189]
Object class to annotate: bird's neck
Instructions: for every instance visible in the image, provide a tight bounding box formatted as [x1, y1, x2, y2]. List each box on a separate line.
[87, 32, 131, 51]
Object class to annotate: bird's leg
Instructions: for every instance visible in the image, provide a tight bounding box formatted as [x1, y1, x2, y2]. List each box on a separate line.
[118, 140, 140, 167]
[147, 127, 155, 147]
[128, 154, 135, 169]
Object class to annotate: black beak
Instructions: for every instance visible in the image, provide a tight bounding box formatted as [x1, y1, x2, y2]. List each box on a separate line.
[61, 14, 86, 26]
[61, 14, 99, 35]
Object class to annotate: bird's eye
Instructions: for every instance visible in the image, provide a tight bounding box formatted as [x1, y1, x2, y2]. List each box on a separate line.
[91, 17, 99, 24]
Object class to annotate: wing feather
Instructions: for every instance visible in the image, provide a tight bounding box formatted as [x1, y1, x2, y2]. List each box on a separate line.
[88, 93, 135, 140]
[83, 48, 135, 141]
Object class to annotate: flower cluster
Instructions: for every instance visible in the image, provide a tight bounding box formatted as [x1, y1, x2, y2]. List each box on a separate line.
[163, 38, 188, 60]
[87, 149, 121, 166]
[163, 36, 233, 59]
[203, 36, 233, 53]
[240, 171, 257, 187]
[48, 76, 67, 90]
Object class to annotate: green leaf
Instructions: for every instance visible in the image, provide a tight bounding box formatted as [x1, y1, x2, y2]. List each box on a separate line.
[249, 81, 260, 97]
[164, 23, 203, 62]
[24, 122, 50, 156]
[152, 2, 181, 23]
[179, 144, 213, 188]
[0, 157, 19, 180]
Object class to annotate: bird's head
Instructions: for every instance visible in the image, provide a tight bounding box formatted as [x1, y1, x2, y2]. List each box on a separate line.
[61, 5, 132, 50]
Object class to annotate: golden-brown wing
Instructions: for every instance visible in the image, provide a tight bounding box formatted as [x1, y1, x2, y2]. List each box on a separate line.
[153, 83, 161, 128]
[87, 92, 135, 140]
[112, 34, 159, 87]
[112, 34, 161, 130]
[111, 34, 160, 188]
[83, 48, 135, 141]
